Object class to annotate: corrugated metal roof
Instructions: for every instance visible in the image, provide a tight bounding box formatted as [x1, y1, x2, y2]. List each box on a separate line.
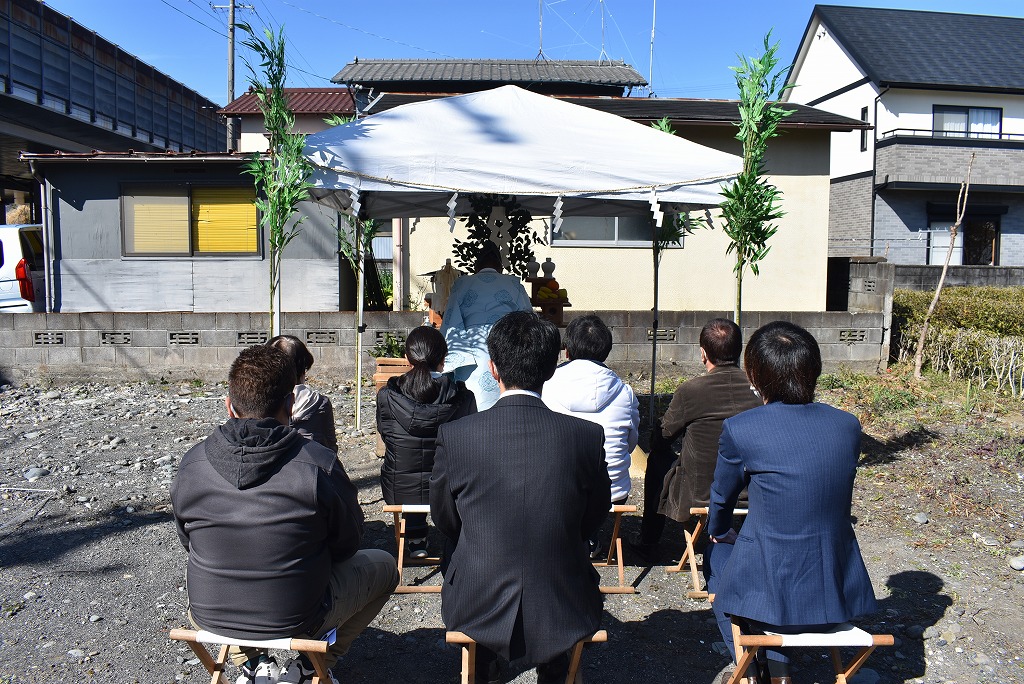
[219, 88, 355, 116]
[366, 93, 870, 131]
[815, 5, 1024, 93]
[333, 59, 647, 87]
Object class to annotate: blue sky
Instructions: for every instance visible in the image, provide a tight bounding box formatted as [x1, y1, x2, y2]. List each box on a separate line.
[42, 0, 1024, 105]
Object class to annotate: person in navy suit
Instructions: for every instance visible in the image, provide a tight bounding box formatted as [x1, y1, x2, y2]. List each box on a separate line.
[430, 311, 610, 683]
[706, 321, 877, 684]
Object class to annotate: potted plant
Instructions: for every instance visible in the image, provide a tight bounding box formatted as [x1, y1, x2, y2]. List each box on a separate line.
[369, 332, 410, 392]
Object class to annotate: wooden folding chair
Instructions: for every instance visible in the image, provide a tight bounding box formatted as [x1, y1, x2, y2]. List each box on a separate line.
[725, 619, 894, 684]
[383, 503, 443, 593]
[666, 506, 747, 599]
[169, 627, 336, 684]
[445, 630, 607, 684]
[593, 504, 638, 594]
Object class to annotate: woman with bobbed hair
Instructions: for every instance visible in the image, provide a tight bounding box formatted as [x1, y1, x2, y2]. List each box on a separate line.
[377, 326, 476, 558]
[705, 321, 877, 684]
[267, 335, 337, 452]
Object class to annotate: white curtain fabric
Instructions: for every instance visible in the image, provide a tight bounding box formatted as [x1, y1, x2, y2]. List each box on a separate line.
[969, 108, 1000, 139]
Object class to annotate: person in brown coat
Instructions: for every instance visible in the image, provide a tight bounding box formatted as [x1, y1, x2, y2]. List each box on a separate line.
[631, 318, 761, 559]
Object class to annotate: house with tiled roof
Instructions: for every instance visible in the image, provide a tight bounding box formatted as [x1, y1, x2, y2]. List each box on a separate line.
[219, 87, 355, 152]
[334, 58, 866, 313]
[786, 5, 1024, 268]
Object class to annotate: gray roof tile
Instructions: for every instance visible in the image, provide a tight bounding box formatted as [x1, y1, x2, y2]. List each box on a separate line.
[333, 59, 647, 87]
[815, 5, 1024, 93]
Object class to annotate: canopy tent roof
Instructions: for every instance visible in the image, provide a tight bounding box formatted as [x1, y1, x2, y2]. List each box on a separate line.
[304, 85, 742, 220]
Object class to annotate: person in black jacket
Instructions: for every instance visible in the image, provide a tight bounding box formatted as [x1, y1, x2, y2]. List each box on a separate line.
[171, 346, 397, 684]
[268, 335, 338, 452]
[377, 326, 476, 559]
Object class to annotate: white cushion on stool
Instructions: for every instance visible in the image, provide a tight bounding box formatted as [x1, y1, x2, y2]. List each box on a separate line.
[766, 623, 873, 647]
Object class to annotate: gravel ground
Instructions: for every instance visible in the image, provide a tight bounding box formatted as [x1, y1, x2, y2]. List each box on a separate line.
[1, 376, 1022, 684]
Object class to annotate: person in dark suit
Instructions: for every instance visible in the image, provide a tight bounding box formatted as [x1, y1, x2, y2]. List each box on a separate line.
[430, 311, 611, 683]
[706, 321, 877, 684]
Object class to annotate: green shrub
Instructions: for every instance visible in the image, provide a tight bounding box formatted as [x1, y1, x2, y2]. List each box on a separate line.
[892, 287, 1024, 399]
[893, 286, 1024, 337]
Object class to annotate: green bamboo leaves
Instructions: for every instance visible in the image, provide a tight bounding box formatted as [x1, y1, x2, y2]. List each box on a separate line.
[238, 22, 313, 335]
[720, 32, 793, 324]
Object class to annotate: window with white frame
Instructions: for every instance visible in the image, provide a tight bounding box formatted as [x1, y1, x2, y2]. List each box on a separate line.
[553, 215, 661, 246]
[933, 106, 1001, 139]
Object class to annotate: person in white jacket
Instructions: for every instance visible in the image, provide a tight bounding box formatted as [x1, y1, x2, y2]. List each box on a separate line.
[542, 315, 639, 505]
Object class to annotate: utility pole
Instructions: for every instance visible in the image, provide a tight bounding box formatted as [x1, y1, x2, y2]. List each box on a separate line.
[212, 1, 253, 151]
[226, 0, 235, 151]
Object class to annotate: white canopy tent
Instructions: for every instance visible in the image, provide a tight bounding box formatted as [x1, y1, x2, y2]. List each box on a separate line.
[302, 85, 743, 428]
[304, 85, 740, 220]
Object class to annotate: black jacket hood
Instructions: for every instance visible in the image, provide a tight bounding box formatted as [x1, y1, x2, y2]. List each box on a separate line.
[384, 374, 466, 438]
[206, 418, 305, 489]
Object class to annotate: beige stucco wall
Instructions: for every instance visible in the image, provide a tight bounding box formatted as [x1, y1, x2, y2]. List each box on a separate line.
[401, 128, 831, 312]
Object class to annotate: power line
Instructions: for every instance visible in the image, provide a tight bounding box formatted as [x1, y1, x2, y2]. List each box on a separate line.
[275, 0, 454, 58]
[158, 0, 226, 38]
[251, 1, 318, 88]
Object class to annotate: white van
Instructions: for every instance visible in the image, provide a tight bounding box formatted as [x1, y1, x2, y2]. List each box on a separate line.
[0, 224, 45, 312]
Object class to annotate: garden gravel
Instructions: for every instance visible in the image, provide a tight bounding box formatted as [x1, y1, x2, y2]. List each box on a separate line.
[1, 378, 1022, 683]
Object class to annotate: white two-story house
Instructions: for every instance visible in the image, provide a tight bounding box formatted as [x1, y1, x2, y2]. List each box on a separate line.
[786, 5, 1024, 267]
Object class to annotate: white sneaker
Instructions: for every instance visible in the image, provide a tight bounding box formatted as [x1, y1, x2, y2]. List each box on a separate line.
[236, 657, 280, 684]
[279, 657, 339, 684]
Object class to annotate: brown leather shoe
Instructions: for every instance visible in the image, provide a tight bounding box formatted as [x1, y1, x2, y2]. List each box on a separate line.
[770, 678, 793, 684]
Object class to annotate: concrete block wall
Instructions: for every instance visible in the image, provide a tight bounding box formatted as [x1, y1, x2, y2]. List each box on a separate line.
[894, 265, 1024, 291]
[0, 309, 889, 384]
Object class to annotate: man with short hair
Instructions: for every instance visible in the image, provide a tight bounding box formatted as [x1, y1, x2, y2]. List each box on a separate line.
[631, 318, 761, 560]
[431, 311, 611, 683]
[171, 346, 398, 684]
[543, 314, 638, 505]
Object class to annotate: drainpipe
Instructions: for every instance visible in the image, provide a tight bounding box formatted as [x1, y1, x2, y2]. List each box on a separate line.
[28, 161, 53, 313]
[870, 87, 889, 257]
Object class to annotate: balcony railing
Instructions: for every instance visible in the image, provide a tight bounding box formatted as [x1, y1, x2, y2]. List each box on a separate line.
[879, 128, 1024, 142]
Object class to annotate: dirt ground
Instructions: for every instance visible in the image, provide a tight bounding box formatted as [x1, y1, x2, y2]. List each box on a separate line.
[0, 369, 1022, 683]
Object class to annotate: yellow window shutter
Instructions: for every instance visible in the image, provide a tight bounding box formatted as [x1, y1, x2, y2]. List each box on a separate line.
[191, 187, 258, 253]
[123, 190, 190, 254]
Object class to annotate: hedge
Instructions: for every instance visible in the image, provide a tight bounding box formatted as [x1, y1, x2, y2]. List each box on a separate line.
[893, 287, 1024, 398]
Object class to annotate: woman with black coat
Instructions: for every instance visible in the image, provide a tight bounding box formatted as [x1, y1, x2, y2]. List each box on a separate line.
[377, 326, 477, 558]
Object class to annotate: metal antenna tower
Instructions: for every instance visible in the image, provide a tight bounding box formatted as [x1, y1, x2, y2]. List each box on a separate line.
[648, 0, 657, 96]
[598, 0, 610, 64]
